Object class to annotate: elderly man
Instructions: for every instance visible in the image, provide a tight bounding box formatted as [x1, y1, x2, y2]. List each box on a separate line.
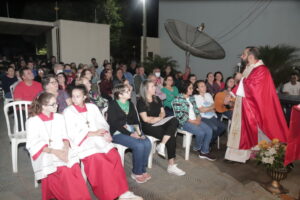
[225, 47, 289, 163]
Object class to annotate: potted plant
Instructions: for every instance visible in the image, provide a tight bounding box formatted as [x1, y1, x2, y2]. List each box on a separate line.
[255, 139, 294, 194]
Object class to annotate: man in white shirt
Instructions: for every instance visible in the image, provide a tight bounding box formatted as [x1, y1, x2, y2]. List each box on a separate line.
[282, 73, 300, 95]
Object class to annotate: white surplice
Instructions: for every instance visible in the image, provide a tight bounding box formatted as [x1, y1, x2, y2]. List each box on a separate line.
[63, 103, 114, 159]
[26, 113, 79, 181]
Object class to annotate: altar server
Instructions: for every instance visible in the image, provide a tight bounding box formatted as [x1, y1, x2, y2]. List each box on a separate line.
[63, 85, 143, 200]
[26, 92, 91, 200]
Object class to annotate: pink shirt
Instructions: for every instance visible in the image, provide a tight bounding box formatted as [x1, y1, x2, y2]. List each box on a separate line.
[14, 81, 43, 101]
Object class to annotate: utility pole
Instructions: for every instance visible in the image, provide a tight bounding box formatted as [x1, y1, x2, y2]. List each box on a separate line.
[54, 1, 59, 20]
[6, 1, 10, 18]
[141, 0, 147, 64]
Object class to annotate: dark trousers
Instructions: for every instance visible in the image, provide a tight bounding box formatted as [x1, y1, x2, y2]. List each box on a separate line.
[142, 118, 179, 159]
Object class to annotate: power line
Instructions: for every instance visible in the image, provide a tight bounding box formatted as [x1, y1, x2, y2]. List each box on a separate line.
[220, 0, 272, 44]
[216, 0, 267, 40]
[214, 0, 263, 38]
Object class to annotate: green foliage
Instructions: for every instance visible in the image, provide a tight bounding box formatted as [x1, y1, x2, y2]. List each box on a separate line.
[143, 55, 178, 74]
[259, 45, 300, 87]
[100, 0, 124, 57]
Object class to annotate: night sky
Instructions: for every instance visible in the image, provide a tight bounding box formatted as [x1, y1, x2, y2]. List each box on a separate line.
[0, 0, 159, 60]
[0, 0, 158, 37]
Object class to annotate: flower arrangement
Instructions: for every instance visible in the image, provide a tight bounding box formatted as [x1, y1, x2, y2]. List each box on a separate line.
[255, 139, 293, 171]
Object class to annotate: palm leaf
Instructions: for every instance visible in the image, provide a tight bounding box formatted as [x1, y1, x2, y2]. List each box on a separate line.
[259, 44, 300, 87]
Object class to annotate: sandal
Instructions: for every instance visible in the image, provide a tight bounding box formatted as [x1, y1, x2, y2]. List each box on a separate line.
[131, 174, 147, 183]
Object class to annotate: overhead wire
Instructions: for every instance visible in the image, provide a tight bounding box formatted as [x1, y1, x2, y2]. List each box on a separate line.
[215, 0, 267, 40]
[214, 0, 263, 38]
[220, 0, 272, 44]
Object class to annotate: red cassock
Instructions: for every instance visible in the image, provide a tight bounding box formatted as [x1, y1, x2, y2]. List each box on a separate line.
[284, 105, 300, 165]
[82, 148, 129, 200]
[41, 164, 91, 200]
[236, 65, 289, 149]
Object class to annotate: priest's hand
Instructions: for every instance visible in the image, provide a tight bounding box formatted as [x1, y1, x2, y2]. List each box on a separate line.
[235, 72, 243, 80]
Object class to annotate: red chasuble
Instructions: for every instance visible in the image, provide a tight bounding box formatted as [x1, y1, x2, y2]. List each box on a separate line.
[239, 65, 288, 149]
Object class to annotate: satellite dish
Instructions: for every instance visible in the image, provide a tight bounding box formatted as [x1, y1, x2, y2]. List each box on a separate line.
[164, 19, 225, 67]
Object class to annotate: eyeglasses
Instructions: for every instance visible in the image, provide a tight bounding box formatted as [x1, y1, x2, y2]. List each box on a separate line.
[122, 90, 130, 94]
[47, 103, 58, 107]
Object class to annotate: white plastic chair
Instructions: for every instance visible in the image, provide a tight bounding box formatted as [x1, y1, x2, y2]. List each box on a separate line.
[114, 143, 129, 166]
[176, 129, 193, 160]
[4, 101, 31, 173]
[10, 81, 20, 100]
[220, 114, 232, 135]
[145, 135, 159, 168]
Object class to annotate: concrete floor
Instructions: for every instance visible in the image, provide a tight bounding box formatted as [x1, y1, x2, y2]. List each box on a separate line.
[0, 99, 299, 200]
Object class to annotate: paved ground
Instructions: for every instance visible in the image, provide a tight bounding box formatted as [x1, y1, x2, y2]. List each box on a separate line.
[0, 99, 299, 200]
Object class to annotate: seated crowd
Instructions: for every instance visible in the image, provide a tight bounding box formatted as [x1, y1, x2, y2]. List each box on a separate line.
[2, 55, 294, 200]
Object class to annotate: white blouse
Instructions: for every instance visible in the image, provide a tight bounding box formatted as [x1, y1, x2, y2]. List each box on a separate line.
[63, 103, 114, 159]
[26, 113, 79, 181]
[194, 93, 217, 119]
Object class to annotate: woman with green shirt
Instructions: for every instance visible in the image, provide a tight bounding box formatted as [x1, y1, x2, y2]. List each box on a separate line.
[161, 75, 179, 116]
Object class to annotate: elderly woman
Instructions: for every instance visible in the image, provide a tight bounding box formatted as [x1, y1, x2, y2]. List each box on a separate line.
[107, 84, 151, 183]
[137, 80, 185, 176]
[173, 81, 215, 161]
[42, 75, 72, 113]
[63, 85, 142, 200]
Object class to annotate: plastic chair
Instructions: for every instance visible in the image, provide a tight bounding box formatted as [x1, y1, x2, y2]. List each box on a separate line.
[220, 114, 232, 135]
[4, 101, 32, 173]
[114, 143, 129, 166]
[176, 129, 193, 160]
[145, 135, 159, 168]
[10, 81, 20, 100]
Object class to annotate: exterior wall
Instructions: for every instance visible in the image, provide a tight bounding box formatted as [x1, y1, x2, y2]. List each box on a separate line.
[57, 20, 110, 65]
[159, 0, 300, 79]
[141, 36, 160, 58]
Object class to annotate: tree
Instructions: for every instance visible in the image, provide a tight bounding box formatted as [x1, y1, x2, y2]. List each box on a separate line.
[259, 45, 300, 87]
[96, 0, 124, 60]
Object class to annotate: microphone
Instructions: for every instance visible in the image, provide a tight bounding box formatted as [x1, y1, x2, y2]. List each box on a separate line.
[237, 63, 241, 72]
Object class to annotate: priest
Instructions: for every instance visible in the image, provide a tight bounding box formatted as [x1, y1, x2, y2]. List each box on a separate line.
[225, 46, 289, 163]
